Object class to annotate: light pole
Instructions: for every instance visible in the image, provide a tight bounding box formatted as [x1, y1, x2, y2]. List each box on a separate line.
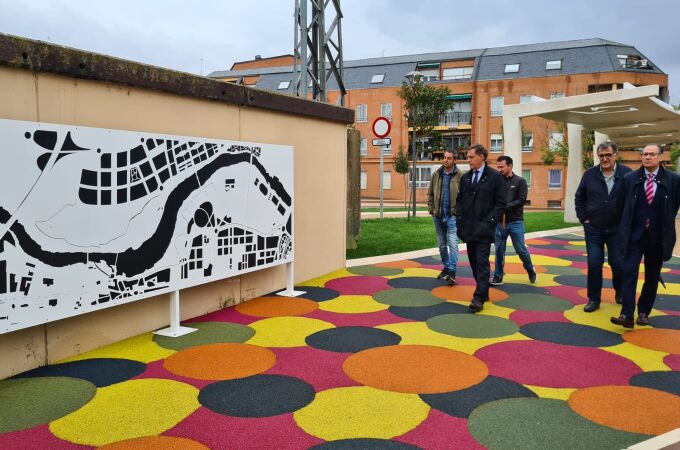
[405, 70, 423, 218]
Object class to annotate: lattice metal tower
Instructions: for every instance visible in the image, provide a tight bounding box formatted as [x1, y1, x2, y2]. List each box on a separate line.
[293, 0, 346, 105]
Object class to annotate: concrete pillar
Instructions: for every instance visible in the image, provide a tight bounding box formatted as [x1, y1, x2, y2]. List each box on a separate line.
[593, 131, 609, 167]
[502, 114, 523, 172]
[564, 123, 584, 223]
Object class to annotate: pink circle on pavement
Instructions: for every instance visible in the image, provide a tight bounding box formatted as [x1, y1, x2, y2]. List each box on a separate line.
[475, 340, 641, 388]
[325, 276, 392, 295]
[664, 354, 680, 371]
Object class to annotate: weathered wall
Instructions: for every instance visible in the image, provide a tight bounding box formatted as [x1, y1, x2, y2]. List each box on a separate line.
[346, 127, 361, 249]
[0, 34, 352, 378]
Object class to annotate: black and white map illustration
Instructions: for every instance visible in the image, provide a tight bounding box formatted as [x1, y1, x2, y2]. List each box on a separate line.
[0, 118, 293, 333]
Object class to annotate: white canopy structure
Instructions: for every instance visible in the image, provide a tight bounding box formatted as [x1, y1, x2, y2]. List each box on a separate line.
[502, 84, 680, 222]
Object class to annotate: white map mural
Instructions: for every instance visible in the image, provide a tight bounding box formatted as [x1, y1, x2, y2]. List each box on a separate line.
[0, 119, 294, 333]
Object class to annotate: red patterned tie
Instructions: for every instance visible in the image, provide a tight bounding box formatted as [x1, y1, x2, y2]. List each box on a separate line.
[645, 173, 654, 228]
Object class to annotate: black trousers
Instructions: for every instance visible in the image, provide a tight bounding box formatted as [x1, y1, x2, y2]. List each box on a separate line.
[620, 231, 663, 318]
[467, 240, 492, 302]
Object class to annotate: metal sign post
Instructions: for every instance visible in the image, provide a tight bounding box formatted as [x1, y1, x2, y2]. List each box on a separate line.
[372, 117, 392, 219]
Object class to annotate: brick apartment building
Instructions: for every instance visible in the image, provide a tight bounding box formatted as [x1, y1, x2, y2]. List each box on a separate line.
[209, 38, 669, 208]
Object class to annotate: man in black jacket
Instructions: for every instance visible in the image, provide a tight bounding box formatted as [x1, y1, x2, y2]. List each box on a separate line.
[611, 144, 680, 328]
[574, 142, 631, 312]
[456, 144, 507, 312]
[490, 155, 536, 286]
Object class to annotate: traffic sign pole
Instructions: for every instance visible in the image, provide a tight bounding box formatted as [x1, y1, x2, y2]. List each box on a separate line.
[372, 117, 392, 220]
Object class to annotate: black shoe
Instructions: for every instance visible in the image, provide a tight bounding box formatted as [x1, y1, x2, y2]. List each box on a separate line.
[584, 301, 600, 313]
[636, 313, 650, 326]
[437, 269, 449, 280]
[610, 315, 634, 329]
[528, 271, 537, 284]
[445, 272, 457, 285]
[468, 299, 484, 313]
[489, 275, 504, 286]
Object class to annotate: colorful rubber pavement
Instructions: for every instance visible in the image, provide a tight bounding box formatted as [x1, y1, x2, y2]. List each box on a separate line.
[2, 232, 680, 449]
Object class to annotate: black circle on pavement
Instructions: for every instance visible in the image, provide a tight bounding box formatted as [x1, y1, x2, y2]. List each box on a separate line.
[294, 286, 341, 302]
[305, 326, 402, 353]
[310, 439, 422, 449]
[12, 358, 146, 387]
[630, 371, 680, 397]
[648, 314, 680, 329]
[519, 322, 622, 347]
[388, 277, 448, 290]
[389, 302, 471, 321]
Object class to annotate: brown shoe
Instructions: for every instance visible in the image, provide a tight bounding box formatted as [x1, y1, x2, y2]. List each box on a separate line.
[610, 315, 634, 329]
[468, 299, 484, 313]
[636, 313, 650, 326]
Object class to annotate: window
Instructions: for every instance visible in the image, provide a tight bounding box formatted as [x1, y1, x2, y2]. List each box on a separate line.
[442, 67, 474, 80]
[547, 200, 562, 208]
[550, 92, 565, 99]
[356, 104, 367, 123]
[490, 133, 503, 152]
[418, 69, 439, 81]
[548, 169, 562, 189]
[370, 74, 385, 84]
[380, 103, 392, 119]
[382, 171, 392, 190]
[504, 63, 520, 73]
[546, 60, 562, 70]
[522, 169, 531, 187]
[409, 166, 433, 189]
[522, 132, 533, 152]
[360, 138, 367, 156]
[277, 80, 291, 90]
[549, 132, 564, 148]
[520, 95, 536, 104]
[490, 96, 504, 116]
[360, 171, 367, 190]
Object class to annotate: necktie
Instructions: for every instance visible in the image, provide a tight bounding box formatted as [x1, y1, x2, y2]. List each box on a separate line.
[472, 171, 479, 185]
[645, 173, 654, 204]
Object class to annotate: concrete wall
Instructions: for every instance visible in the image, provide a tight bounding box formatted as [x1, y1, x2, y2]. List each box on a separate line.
[0, 37, 352, 378]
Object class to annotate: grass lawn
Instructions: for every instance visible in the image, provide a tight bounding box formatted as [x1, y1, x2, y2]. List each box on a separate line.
[361, 206, 428, 212]
[346, 211, 578, 259]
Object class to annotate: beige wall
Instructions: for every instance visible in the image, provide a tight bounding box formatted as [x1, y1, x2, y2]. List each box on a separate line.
[0, 65, 348, 378]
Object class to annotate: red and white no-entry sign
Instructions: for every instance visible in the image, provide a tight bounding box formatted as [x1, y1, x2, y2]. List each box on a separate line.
[372, 116, 391, 138]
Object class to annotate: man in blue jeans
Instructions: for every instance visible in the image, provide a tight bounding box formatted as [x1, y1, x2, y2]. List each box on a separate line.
[428, 149, 463, 285]
[575, 141, 631, 312]
[490, 156, 536, 285]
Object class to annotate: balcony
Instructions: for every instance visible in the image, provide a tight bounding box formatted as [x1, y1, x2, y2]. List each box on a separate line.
[440, 111, 472, 127]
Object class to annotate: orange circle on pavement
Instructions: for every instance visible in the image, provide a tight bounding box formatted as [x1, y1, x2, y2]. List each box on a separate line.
[375, 260, 421, 269]
[526, 239, 551, 246]
[432, 285, 508, 302]
[99, 436, 209, 450]
[163, 343, 276, 380]
[343, 345, 488, 394]
[569, 385, 680, 435]
[576, 287, 619, 303]
[501, 263, 548, 275]
[623, 329, 680, 354]
[235, 296, 318, 317]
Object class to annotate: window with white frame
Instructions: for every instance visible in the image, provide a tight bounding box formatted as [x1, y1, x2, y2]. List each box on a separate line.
[504, 63, 520, 73]
[382, 171, 392, 190]
[356, 104, 367, 123]
[490, 133, 503, 152]
[277, 80, 291, 90]
[380, 103, 392, 119]
[442, 67, 474, 80]
[370, 74, 385, 84]
[522, 132, 533, 151]
[409, 166, 433, 189]
[522, 169, 532, 187]
[520, 95, 535, 104]
[549, 132, 564, 148]
[548, 169, 562, 189]
[360, 138, 367, 156]
[491, 96, 504, 116]
[550, 92, 565, 99]
[360, 171, 367, 190]
[546, 60, 562, 70]
[419, 69, 439, 81]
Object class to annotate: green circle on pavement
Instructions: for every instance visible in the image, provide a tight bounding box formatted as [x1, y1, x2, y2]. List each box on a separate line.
[347, 266, 404, 277]
[427, 314, 519, 338]
[153, 322, 255, 350]
[373, 288, 443, 307]
[495, 293, 572, 311]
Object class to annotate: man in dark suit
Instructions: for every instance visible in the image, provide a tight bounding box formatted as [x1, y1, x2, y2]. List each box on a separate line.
[611, 144, 680, 328]
[456, 144, 507, 312]
[574, 141, 631, 312]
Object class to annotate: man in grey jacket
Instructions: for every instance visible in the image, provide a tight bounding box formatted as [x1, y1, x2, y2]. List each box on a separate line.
[428, 149, 464, 285]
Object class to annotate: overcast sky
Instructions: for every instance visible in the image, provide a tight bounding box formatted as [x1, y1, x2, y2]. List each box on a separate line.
[1, 0, 678, 103]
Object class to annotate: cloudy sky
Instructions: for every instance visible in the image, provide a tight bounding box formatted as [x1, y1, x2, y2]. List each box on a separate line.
[1, 0, 678, 103]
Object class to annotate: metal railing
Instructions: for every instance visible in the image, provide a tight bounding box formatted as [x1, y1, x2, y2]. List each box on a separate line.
[440, 111, 472, 127]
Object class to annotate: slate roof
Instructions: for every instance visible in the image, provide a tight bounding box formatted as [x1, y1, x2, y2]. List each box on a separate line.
[207, 38, 664, 94]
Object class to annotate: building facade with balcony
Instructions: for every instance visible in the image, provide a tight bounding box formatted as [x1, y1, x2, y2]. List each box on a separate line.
[209, 39, 669, 209]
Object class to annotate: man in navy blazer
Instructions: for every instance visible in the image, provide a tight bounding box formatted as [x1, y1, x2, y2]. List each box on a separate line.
[611, 144, 680, 328]
[456, 144, 506, 312]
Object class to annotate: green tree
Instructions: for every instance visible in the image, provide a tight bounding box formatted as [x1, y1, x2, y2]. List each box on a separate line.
[393, 146, 410, 210]
[398, 79, 450, 218]
[540, 122, 594, 170]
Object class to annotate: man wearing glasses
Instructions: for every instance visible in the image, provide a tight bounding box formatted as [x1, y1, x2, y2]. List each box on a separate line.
[575, 142, 631, 312]
[612, 144, 680, 328]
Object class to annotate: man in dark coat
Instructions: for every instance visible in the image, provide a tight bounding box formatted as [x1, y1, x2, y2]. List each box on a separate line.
[574, 141, 631, 312]
[611, 144, 680, 328]
[456, 144, 507, 312]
